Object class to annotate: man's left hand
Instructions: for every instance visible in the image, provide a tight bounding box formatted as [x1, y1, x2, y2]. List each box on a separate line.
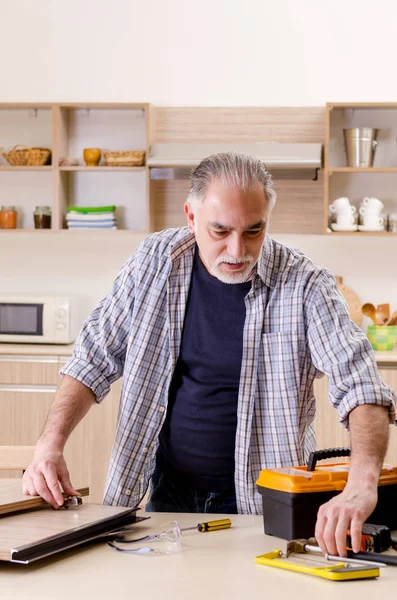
[314, 483, 377, 557]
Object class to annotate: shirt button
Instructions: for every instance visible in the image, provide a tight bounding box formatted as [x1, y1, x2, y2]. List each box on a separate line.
[143, 447, 148, 454]
[158, 406, 165, 413]
[125, 489, 132, 496]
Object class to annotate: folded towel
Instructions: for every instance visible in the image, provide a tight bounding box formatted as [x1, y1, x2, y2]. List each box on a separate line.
[68, 226, 118, 230]
[67, 218, 117, 225]
[66, 212, 116, 221]
[67, 222, 118, 229]
[67, 205, 116, 214]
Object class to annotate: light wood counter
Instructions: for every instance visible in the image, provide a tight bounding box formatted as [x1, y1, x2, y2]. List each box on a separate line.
[374, 350, 397, 366]
[1, 343, 397, 365]
[0, 343, 75, 356]
[0, 510, 396, 599]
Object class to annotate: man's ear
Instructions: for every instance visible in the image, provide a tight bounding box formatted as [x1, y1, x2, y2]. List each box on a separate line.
[184, 202, 195, 234]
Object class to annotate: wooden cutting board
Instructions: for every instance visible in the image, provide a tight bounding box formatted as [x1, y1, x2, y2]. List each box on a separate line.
[335, 276, 363, 327]
[0, 479, 89, 516]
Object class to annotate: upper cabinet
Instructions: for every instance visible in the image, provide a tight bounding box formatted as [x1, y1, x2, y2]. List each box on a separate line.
[0, 105, 53, 230]
[148, 106, 324, 234]
[0, 104, 324, 235]
[325, 103, 397, 236]
[0, 103, 151, 233]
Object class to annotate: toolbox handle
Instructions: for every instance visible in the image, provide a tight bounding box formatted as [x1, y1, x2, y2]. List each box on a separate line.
[307, 447, 350, 471]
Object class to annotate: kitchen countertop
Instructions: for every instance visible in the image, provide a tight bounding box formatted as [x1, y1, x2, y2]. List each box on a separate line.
[0, 510, 396, 599]
[374, 351, 397, 365]
[1, 344, 397, 365]
[0, 343, 75, 356]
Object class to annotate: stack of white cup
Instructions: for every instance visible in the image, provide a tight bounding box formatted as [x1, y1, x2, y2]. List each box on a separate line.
[358, 197, 384, 231]
[329, 197, 357, 231]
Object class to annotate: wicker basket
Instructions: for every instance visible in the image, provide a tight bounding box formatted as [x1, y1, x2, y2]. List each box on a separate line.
[1, 145, 51, 166]
[103, 150, 146, 167]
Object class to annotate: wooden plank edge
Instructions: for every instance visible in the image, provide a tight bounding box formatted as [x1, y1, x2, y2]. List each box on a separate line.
[0, 486, 89, 517]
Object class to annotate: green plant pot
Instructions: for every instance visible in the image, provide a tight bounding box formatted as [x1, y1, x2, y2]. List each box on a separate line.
[367, 325, 397, 351]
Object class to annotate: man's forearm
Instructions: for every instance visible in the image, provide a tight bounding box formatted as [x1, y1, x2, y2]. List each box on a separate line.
[347, 404, 390, 487]
[37, 374, 96, 453]
[315, 404, 390, 556]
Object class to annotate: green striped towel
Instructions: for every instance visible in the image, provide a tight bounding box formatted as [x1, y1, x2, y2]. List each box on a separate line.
[67, 206, 116, 214]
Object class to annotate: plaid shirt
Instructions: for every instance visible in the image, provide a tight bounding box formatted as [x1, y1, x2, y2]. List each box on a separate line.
[60, 227, 396, 514]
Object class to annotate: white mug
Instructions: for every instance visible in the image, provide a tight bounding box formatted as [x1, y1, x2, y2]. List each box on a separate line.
[336, 213, 355, 226]
[329, 197, 354, 213]
[359, 205, 383, 217]
[362, 197, 384, 212]
[336, 205, 356, 215]
[363, 215, 384, 228]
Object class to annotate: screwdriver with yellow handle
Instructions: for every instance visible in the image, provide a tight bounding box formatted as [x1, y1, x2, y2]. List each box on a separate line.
[181, 518, 232, 532]
[110, 518, 232, 543]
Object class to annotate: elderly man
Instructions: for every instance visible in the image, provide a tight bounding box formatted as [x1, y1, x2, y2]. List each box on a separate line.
[23, 152, 395, 558]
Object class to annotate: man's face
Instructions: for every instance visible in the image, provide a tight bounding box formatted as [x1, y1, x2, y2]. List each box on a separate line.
[184, 179, 270, 284]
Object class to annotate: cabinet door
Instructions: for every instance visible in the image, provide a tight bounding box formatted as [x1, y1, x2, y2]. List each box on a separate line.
[314, 370, 397, 464]
[313, 377, 350, 452]
[0, 356, 121, 503]
[0, 388, 55, 478]
[64, 380, 121, 503]
[0, 355, 62, 385]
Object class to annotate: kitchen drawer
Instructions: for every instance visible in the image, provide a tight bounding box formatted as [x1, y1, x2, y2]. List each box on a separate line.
[0, 355, 68, 386]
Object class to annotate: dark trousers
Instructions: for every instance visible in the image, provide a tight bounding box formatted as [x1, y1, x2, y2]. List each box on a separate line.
[145, 463, 238, 514]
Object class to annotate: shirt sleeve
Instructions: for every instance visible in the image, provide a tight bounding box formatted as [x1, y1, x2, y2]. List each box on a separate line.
[307, 270, 396, 427]
[59, 253, 136, 403]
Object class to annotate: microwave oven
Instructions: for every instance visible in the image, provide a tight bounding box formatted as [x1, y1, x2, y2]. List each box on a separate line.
[0, 296, 80, 344]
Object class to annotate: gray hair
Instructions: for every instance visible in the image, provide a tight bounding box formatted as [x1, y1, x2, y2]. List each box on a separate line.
[186, 152, 276, 211]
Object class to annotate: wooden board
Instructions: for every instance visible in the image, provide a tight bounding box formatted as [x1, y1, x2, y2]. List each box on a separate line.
[0, 502, 141, 563]
[153, 107, 324, 144]
[0, 479, 89, 516]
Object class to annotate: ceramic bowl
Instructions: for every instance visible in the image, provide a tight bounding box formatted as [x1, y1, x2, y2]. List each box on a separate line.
[367, 325, 397, 351]
[83, 148, 101, 166]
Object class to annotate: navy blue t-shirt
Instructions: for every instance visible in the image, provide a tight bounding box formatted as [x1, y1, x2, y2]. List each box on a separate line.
[158, 246, 251, 491]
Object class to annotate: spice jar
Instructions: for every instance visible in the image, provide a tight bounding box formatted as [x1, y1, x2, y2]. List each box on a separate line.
[0, 206, 17, 229]
[34, 206, 51, 229]
[388, 213, 397, 233]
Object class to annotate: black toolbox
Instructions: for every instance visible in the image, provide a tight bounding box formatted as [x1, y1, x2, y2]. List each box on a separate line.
[256, 448, 397, 540]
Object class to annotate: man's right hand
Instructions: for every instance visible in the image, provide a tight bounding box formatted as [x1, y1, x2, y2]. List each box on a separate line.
[22, 448, 79, 509]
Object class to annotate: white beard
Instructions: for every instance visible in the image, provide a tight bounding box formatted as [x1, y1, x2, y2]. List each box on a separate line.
[210, 255, 255, 284]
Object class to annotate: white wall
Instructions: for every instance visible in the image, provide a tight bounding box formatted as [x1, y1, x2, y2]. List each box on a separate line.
[0, 0, 396, 106]
[1, 0, 397, 328]
[1, 231, 395, 332]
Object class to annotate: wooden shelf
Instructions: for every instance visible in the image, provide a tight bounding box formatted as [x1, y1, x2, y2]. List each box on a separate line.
[0, 104, 326, 234]
[0, 229, 54, 233]
[0, 103, 152, 231]
[58, 102, 148, 109]
[327, 167, 397, 173]
[0, 166, 52, 171]
[59, 166, 146, 172]
[0, 228, 147, 234]
[59, 228, 147, 234]
[324, 102, 397, 234]
[326, 231, 397, 236]
[328, 102, 397, 109]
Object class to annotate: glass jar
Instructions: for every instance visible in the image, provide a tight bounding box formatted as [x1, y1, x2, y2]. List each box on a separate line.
[388, 213, 397, 233]
[0, 206, 17, 229]
[34, 206, 52, 229]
